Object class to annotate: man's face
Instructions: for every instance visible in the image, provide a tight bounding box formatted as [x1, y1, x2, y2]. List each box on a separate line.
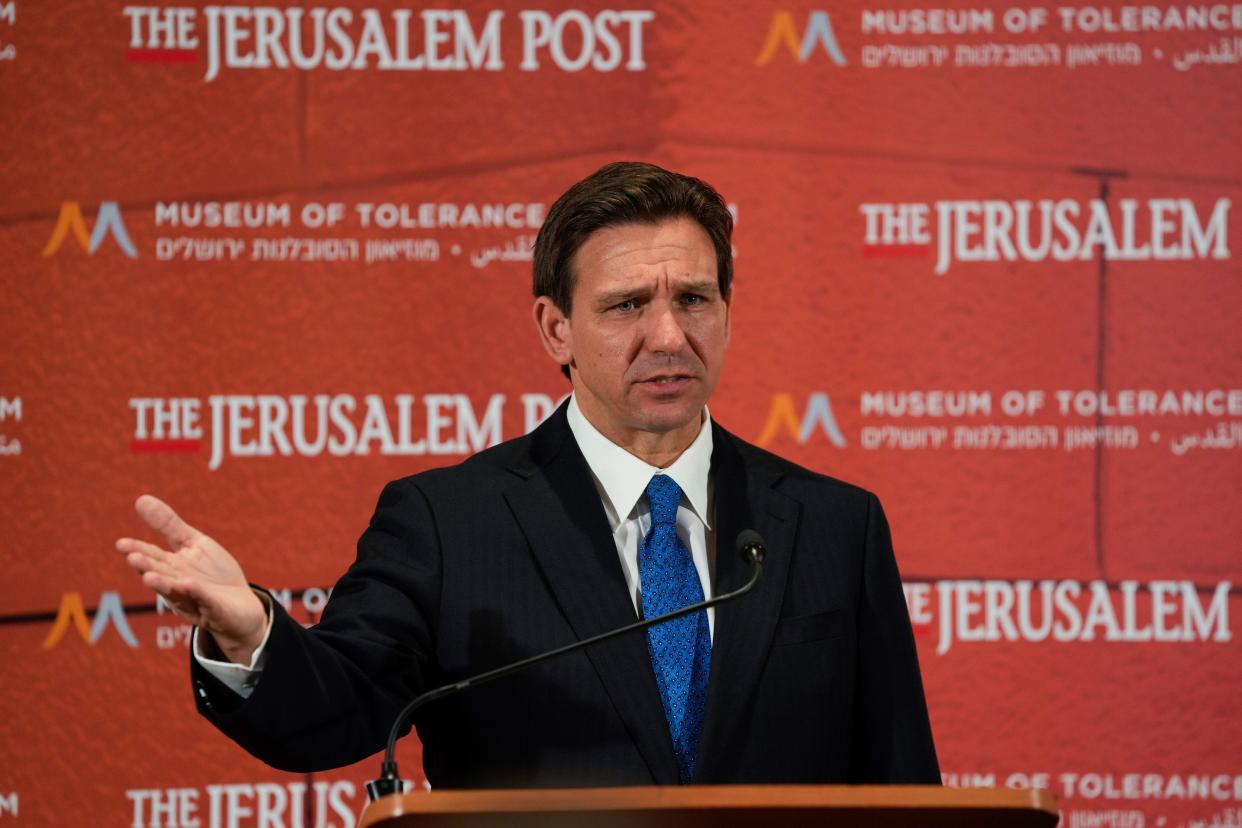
[534, 216, 730, 449]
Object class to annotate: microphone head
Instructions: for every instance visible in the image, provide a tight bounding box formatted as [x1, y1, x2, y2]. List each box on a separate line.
[735, 529, 766, 565]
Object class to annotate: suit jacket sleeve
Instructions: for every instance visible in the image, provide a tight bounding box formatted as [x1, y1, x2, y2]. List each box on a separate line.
[849, 493, 941, 782]
[189, 477, 443, 772]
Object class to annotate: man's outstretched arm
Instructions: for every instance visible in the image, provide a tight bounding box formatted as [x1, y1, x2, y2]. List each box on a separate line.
[117, 483, 443, 772]
[117, 495, 268, 665]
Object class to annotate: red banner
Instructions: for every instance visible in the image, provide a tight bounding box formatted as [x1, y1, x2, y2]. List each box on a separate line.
[2, 2, 1239, 826]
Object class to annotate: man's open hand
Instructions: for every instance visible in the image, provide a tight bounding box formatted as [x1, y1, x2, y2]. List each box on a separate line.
[117, 495, 267, 665]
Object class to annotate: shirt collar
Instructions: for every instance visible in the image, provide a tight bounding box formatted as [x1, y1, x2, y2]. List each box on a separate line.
[566, 394, 714, 532]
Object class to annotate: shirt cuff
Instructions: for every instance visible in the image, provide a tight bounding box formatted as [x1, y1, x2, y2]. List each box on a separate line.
[191, 590, 274, 700]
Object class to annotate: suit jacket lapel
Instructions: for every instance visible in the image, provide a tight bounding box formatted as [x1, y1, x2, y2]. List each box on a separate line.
[695, 423, 800, 782]
[502, 406, 682, 784]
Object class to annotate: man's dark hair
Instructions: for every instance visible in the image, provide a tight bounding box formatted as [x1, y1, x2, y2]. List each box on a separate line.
[533, 163, 735, 376]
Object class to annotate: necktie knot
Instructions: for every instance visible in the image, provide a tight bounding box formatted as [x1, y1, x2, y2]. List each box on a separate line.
[645, 474, 683, 526]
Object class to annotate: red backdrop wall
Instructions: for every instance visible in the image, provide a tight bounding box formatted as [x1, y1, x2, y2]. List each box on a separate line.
[2, 2, 1239, 826]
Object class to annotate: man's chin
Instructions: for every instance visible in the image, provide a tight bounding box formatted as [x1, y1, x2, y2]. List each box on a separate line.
[631, 397, 705, 436]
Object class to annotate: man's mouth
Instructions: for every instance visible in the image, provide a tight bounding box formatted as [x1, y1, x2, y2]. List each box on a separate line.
[636, 374, 697, 395]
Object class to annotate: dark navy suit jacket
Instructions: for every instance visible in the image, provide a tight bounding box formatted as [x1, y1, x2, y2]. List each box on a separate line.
[191, 403, 940, 787]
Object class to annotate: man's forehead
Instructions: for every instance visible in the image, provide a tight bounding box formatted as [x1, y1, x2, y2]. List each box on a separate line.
[575, 219, 716, 278]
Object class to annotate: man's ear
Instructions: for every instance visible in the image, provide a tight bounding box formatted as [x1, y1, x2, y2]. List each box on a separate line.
[722, 285, 732, 347]
[532, 296, 573, 368]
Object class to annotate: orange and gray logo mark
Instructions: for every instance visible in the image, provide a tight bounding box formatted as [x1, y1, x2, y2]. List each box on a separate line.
[756, 11, 846, 66]
[757, 392, 847, 447]
[42, 591, 139, 649]
[42, 201, 138, 258]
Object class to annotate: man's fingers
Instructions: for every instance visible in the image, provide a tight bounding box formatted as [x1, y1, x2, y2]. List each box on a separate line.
[139, 571, 200, 611]
[139, 570, 181, 597]
[134, 495, 199, 548]
[172, 577, 209, 605]
[125, 550, 177, 579]
[116, 537, 172, 562]
[118, 538, 175, 576]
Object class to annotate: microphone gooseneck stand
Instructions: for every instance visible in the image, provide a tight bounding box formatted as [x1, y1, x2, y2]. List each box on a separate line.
[365, 529, 768, 801]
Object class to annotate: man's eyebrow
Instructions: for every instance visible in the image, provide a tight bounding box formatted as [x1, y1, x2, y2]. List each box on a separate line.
[592, 279, 718, 307]
[594, 286, 646, 306]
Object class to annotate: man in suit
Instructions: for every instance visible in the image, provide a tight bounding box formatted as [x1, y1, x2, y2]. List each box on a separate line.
[118, 162, 939, 787]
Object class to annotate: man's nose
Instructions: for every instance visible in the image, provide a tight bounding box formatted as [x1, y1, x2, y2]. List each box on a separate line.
[644, 302, 688, 354]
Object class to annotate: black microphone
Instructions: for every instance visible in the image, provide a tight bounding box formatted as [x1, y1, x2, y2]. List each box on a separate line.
[365, 529, 768, 801]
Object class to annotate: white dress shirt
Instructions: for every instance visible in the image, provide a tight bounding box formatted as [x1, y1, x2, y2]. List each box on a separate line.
[195, 394, 716, 697]
[565, 394, 717, 638]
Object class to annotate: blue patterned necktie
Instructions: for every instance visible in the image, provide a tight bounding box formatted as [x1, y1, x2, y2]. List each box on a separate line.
[640, 474, 712, 783]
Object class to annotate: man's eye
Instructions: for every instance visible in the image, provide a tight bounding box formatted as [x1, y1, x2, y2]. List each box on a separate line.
[681, 294, 705, 306]
[613, 299, 637, 312]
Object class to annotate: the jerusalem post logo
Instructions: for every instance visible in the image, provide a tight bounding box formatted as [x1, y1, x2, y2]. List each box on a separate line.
[756, 11, 847, 66]
[42, 591, 140, 649]
[42, 201, 138, 258]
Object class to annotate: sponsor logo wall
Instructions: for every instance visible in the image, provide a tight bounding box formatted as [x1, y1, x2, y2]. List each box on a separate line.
[1, 2, 1238, 825]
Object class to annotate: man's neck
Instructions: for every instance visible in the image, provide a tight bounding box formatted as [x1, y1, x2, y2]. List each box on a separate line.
[628, 433, 697, 469]
[572, 397, 703, 469]
[566, 394, 715, 537]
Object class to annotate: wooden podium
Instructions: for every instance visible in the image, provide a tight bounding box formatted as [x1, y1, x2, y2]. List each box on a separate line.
[358, 785, 1060, 827]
